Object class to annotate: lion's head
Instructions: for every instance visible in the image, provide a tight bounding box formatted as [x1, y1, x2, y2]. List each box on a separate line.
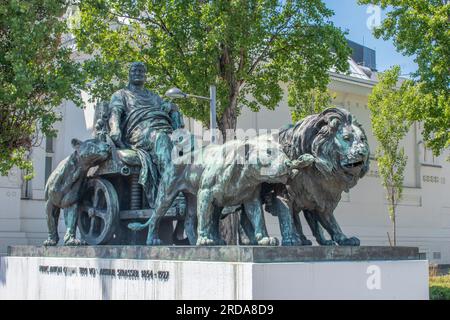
[279, 107, 370, 190]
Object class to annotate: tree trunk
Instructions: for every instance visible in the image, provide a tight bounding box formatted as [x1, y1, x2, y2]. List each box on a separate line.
[220, 213, 239, 245]
[393, 208, 397, 246]
[218, 95, 239, 245]
[218, 99, 238, 142]
[391, 189, 397, 246]
[217, 41, 243, 245]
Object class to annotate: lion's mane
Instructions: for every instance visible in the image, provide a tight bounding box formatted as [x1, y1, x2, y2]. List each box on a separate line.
[279, 107, 370, 183]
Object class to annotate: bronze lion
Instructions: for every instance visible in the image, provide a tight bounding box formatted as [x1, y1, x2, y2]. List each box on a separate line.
[263, 107, 370, 246]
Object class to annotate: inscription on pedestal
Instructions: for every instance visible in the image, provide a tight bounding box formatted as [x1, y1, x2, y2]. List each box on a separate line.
[38, 264, 170, 281]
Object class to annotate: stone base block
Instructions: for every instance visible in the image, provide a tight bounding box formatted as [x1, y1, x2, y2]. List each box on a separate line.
[0, 246, 429, 300]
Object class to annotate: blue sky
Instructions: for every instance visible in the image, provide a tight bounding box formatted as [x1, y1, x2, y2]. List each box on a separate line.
[324, 0, 418, 76]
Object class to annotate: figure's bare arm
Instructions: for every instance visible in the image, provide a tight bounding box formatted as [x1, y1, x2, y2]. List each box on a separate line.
[109, 108, 125, 148]
[291, 153, 315, 168]
[109, 108, 121, 139]
[109, 92, 126, 148]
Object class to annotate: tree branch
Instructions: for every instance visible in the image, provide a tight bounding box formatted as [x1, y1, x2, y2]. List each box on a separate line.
[246, 6, 304, 76]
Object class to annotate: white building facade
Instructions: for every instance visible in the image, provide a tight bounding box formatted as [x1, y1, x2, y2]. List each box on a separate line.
[0, 49, 449, 264]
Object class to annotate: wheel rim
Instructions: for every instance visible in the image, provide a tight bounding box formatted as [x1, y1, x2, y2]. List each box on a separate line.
[78, 178, 119, 245]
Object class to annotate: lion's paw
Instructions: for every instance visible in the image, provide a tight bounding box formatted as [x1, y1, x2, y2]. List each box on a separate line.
[281, 237, 302, 246]
[196, 236, 216, 246]
[43, 238, 58, 246]
[146, 237, 163, 246]
[297, 154, 315, 167]
[317, 239, 336, 246]
[257, 236, 279, 246]
[336, 236, 360, 246]
[64, 237, 85, 246]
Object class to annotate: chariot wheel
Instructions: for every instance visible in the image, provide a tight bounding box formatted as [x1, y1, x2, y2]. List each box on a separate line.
[78, 178, 119, 245]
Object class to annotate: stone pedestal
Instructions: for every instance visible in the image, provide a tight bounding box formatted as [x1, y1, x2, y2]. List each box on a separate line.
[0, 246, 429, 300]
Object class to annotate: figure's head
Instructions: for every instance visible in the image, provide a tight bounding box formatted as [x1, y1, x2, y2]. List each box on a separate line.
[280, 107, 370, 189]
[71, 138, 111, 168]
[128, 62, 147, 86]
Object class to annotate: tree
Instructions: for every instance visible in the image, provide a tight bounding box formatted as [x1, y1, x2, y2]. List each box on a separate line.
[0, 0, 84, 177]
[359, 0, 450, 156]
[368, 66, 414, 246]
[290, 88, 333, 122]
[72, 0, 350, 142]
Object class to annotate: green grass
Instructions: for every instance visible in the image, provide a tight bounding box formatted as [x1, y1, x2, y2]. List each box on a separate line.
[430, 275, 450, 300]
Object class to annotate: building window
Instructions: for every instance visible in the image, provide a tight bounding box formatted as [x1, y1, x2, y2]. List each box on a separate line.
[418, 141, 441, 167]
[44, 136, 55, 185]
[21, 151, 33, 199]
[21, 173, 32, 199]
[417, 122, 442, 167]
[44, 156, 53, 184]
[45, 136, 54, 153]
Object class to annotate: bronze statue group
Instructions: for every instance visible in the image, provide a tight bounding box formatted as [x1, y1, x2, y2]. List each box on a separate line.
[44, 62, 370, 247]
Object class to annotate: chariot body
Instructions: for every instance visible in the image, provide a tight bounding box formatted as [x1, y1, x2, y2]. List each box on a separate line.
[77, 102, 188, 245]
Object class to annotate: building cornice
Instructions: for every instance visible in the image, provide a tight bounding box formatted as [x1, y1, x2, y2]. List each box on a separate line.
[329, 71, 378, 88]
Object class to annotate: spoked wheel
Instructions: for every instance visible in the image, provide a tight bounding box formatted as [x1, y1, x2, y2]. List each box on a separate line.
[78, 178, 119, 245]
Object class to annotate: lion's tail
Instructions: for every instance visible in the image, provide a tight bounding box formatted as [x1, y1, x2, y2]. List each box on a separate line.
[128, 220, 151, 231]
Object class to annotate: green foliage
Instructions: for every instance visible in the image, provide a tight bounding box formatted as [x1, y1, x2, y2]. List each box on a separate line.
[0, 0, 84, 177]
[72, 0, 350, 135]
[359, 0, 450, 156]
[430, 275, 450, 300]
[290, 88, 333, 122]
[368, 66, 413, 244]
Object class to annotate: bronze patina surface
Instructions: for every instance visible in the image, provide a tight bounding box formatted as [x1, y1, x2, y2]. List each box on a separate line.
[8, 246, 420, 263]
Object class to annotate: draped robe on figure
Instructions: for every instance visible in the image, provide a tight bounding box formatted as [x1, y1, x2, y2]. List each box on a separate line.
[110, 86, 178, 207]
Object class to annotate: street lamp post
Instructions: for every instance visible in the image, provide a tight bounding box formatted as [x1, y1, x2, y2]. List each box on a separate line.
[165, 85, 217, 144]
[209, 85, 217, 144]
